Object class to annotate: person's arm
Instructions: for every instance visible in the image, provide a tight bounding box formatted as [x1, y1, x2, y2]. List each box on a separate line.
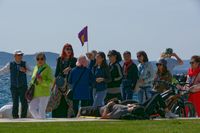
[101, 107, 111, 119]
[131, 64, 139, 89]
[68, 69, 73, 85]
[41, 67, 54, 87]
[104, 67, 112, 83]
[189, 84, 200, 93]
[25, 63, 32, 75]
[171, 53, 183, 65]
[0, 63, 10, 75]
[55, 57, 61, 78]
[143, 63, 155, 84]
[113, 64, 123, 81]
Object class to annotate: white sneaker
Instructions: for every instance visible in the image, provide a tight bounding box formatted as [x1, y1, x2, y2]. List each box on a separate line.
[165, 111, 179, 119]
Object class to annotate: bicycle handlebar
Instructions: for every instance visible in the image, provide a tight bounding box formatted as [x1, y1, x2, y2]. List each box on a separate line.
[153, 80, 189, 94]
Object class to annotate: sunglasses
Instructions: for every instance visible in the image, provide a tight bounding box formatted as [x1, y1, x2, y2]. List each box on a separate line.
[156, 63, 163, 67]
[137, 55, 141, 58]
[16, 54, 23, 57]
[190, 61, 196, 65]
[65, 48, 72, 51]
[37, 58, 44, 61]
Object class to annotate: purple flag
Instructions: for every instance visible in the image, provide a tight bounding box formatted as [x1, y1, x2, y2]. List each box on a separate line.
[78, 26, 88, 46]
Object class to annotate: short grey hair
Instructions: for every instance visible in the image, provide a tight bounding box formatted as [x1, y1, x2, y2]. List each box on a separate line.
[36, 52, 46, 61]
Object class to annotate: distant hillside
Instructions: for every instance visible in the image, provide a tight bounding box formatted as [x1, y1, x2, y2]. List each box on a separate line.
[0, 52, 59, 68]
[0, 52, 190, 73]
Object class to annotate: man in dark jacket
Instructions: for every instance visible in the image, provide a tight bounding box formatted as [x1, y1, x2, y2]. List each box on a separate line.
[122, 51, 139, 100]
[0, 50, 30, 118]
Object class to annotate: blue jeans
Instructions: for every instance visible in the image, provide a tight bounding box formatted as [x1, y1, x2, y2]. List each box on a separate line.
[121, 86, 133, 101]
[138, 86, 152, 104]
[93, 89, 107, 107]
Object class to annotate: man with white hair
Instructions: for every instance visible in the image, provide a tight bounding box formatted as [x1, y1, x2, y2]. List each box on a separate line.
[0, 50, 31, 119]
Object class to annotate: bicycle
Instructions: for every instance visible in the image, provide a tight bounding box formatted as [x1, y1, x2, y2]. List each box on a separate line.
[154, 80, 196, 117]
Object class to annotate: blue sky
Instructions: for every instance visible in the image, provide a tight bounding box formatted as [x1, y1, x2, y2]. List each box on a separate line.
[0, 0, 200, 60]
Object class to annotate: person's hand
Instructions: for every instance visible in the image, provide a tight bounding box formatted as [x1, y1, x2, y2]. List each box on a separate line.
[106, 101, 115, 107]
[20, 67, 27, 73]
[189, 85, 200, 93]
[63, 67, 71, 74]
[171, 53, 177, 57]
[37, 75, 43, 83]
[96, 78, 104, 83]
[138, 79, 145, 84]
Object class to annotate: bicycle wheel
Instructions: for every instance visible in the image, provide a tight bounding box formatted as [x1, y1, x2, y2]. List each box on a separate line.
[172, 101, 196, 117]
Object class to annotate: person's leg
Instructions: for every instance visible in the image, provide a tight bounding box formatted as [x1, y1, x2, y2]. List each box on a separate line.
[52, 96, 68, 118]
[93, 90, 107, 107]
[144, 87, 152, 101]
[10, 88, 19, 118]
[19, 87, 28, 118]
[29, 97, 40, 119]
[126, 88, 133, 100]
[121, 86, 127, 101]
[81, 100, 91, 107]
[38, 96, 50, 119]
[138, 88, 144, 104]
[73, 100, 79, 116]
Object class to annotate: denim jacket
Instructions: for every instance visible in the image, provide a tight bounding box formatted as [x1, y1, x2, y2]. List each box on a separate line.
[138, 62, 155, 87]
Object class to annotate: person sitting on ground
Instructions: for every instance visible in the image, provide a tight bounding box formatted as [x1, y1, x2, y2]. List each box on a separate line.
[78, 94, 178, 119]
[160, 48, 183, 74]
[153, 59, 172, 93]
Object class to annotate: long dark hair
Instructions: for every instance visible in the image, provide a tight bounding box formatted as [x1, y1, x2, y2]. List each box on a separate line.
[95, 52, 109, 68]
[107, 50, 122, 63]
[157, 65, 168, 75]
[137, 51, 149, 63]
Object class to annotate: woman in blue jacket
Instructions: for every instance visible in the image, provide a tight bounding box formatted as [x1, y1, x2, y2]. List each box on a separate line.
[92, 52, 111, 107]
[69, 56, 94, 115]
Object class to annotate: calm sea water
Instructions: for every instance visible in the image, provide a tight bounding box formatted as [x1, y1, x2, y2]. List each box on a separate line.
[0, 74, 32, 108]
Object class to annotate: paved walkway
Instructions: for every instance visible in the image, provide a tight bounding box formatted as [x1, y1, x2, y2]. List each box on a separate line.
[0, 118, 114, 123]
[0, 117, 199, 123]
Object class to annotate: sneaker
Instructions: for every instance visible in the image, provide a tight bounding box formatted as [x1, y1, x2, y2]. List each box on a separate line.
[165, 111, 179, 118]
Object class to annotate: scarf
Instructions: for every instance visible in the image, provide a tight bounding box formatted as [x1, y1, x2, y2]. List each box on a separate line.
[188, 66, 200, 77]
[124, 60, 133, 75]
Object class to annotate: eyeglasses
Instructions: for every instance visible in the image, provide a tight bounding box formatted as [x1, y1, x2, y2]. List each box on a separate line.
[137, 55, 141, 58]
[37, 58, 44, 61]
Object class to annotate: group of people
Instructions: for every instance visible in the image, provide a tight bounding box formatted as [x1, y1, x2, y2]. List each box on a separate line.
[0, 44, 200, 119]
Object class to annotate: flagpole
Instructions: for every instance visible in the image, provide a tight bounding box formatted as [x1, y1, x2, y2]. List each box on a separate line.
[87, 26, 89, 53]
[87, 41, 89, 53]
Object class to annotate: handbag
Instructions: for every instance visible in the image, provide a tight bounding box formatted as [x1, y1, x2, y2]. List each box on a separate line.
[25, 67, 46, 102]
[55, 75, 67, 89]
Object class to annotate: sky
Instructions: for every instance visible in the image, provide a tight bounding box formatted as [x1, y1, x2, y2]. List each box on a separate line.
[0, 0, 200, 60]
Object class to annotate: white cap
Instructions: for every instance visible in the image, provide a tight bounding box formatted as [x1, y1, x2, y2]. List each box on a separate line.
[14, 50, 24, 55]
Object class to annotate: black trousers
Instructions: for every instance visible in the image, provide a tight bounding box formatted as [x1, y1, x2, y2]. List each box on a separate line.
[73, 100, 92, 116]
[52, 95, 68, 118]
[10, 87, 28, 118]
